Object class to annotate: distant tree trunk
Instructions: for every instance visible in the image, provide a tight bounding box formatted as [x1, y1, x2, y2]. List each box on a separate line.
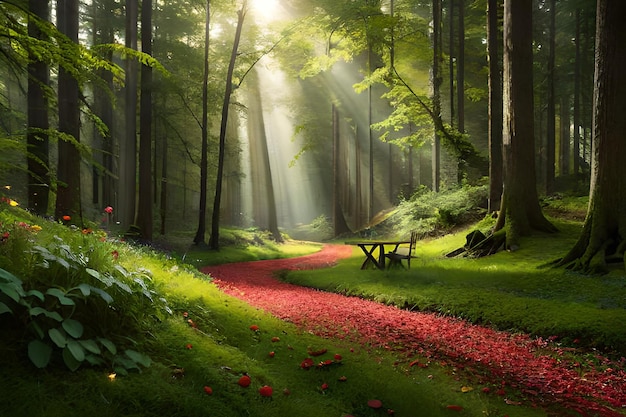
[92, 0, 116, 210]
[431, 0, 442, 192]
[120, 0, 138, 229]
[559, 95, 570, 177]
[573, 8, 581, 178]
[487, 0, 502, 213]
[194, 0, 210, 245]
[545, 0, 556, 195]
[160, 119, 167, 235]
[209, 1, 247, 250]
[27, 0, 50, 216]
[555, 0, 626, 273]
[494, 0, 557, 248]
[136, 0, 153, 241]
[367, 45, 374, 222]
[55, 0, 81, 222]
[333, 104, 350, 236]
[355, 123, 362, 227]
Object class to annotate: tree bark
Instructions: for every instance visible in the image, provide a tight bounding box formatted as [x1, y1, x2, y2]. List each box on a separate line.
[555, 0, 626, 272]
[136, 0, 153, 241]
[209, 1, 247, 250]
[27, 0, 50, 216]
[92, 0, 116, 210]
[495, 0, 557, 248]
[456, 0, 464, 133]
[431, 0, 442, 192]
[573, 8, 581, 178]
[119, 0, 138, 229]
[487, 0, 502, 213]
[545, 0, 556, 194]
[193, 0, 210, 245]
[55, 0, 82, 222]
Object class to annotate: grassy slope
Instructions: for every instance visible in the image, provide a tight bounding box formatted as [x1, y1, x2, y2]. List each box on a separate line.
[0, 208, 551, 417]
[284, 217, 626, 357]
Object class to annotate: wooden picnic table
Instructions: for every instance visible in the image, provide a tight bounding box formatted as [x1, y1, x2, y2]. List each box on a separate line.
[348, 240, 411, 270]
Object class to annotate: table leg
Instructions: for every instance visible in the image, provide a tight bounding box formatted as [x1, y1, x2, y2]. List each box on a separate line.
[359, 244, 381, 269]
[378, 244, 386, 269]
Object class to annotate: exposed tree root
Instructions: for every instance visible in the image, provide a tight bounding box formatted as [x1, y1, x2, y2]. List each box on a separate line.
[446, 229, 506, 258]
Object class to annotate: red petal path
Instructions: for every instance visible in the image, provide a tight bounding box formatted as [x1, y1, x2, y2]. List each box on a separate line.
[202, 244, 626, 417]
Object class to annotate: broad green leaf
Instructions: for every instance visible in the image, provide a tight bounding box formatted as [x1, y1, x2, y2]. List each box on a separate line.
[112, 279, 132, 294]
[92, 287, 113, 304]
[85, 268, 101, 280]
[46, 288, 75, 306]
[84, 354, 104, 366]
[76, 283, 91, 296]
[57, 257, 70, 270]
[114, 264, 129, 278]
[66, 340, 85, 362]
[0, 283, 22, 303]
[26, 289, 45, 302]
[28, 339, 52, 369]
[48, 328, 67, 348]
[46, 310, 63, 322]
[0, 268, 22, 284]
[29, 306, 47, 317]
[62, 346, 81, 371]
[115, 356, 139, 372]
[98, 337, 117, 354]
[0, 301, 12, 315]
[79, 339, 101, 355]
[125, 349, 151, 367]
[113, 365, 129, 376]
[62, 318, 84, 339]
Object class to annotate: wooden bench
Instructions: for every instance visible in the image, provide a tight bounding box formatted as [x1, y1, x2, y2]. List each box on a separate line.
[384, 231, 418, 269]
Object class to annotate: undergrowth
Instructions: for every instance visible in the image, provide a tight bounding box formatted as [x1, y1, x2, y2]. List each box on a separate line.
[0, 201, 550, 417]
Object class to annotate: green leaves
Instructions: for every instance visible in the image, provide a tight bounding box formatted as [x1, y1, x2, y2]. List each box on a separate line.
[28, 340, 53, 369]
[1, 231, 164, 374]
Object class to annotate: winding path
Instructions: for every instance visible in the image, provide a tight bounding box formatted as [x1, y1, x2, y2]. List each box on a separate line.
[201, 244, 626, 417]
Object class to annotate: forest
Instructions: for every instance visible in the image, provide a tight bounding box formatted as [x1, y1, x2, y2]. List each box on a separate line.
[1, 1, 626, 416]
[1, 0, 625, 269]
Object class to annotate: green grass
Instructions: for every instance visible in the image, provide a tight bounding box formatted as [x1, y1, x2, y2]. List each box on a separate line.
[0, 204, 551, 417]
[284, 217, 626, 357]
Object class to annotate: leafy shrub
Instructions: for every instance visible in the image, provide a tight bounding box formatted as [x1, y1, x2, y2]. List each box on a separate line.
[0, 215, 169, 373]
[388, 182, 489, 236]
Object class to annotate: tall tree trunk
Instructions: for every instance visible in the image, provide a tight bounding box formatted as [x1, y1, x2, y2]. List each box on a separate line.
[209, 1, 247, 250]
[92, 0, 116, 210]
[559, 95, 570, 177]
[55, 0, 81, 222]
[120, 0, 138, 229]
[456, 0, 464, 133]
[27, 0, 50, 216]
[194, 0, 210, 245]
[573, 8, 581, 178]
[332, 104, 350, 236]
[160, 114, 167, 235]
[545, 0, 556, 194]
[494, 0, 556, 248]
[448, 0, 455, 126]
[555, 0, 626, 272]
[136, 0, 153, 241]
[487, 0, 502, 213]
[431, 0, 442, 192]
